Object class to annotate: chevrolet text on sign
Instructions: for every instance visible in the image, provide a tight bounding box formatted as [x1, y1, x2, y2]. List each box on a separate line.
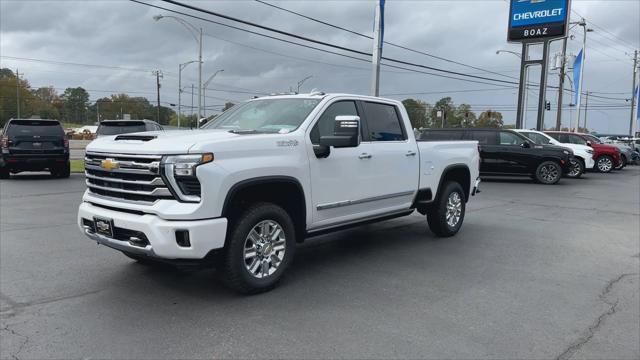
[508, 0, 570, 42]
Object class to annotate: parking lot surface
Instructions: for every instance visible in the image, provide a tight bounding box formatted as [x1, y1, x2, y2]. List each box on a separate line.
[1, 169, 639, 359]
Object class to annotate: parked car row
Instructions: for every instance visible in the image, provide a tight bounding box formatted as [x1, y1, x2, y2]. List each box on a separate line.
[0, 119, 164, 179]
[418, 128, 629, 185]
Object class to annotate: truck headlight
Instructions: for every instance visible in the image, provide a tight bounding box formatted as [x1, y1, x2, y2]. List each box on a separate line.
[161, 153, 213, 202]
[163, 153, 213, 177]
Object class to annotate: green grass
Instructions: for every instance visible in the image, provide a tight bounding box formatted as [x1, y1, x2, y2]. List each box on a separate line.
[70, 159, 85, 173]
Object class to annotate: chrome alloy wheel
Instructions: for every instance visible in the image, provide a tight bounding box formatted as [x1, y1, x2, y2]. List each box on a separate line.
[568, 159, 581, 177]
[597, 157, 613, 172]
[540, 164, 559, 183]
[446, 192, 463, 228]
[243, 220, 286, 279]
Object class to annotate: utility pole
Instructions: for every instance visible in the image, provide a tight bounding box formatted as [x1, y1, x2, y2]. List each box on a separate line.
[370, 0, 384, 96]
[556, 38, 568, 131]
[153, 70, 163, 123]
[629, 50, 638, 136]
[583, 91, 590, 131]
[15, 69, 22, 118]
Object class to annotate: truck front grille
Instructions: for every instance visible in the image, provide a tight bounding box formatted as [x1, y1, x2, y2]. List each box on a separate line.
[85, 152, 174, 204]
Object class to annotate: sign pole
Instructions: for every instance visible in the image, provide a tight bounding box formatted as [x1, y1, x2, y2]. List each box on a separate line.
[516, 43, 528, 129]
[536, 40, 551, 131]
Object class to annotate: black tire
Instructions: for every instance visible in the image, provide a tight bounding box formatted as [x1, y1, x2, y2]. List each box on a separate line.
[614, 155, 626, 170]
[566, 158, 584, 179]
[51, 162, 71, 178]
[426, 181, 466, 237]
[0, 167, 9, 179]
[221, 202, 296, 294]
[534, 161, 562, 185]
[595, 155, 614, 173]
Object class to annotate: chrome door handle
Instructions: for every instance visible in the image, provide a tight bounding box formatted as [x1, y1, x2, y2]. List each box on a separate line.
[406, 151, 417, 157]
[358, 153, 372, 159]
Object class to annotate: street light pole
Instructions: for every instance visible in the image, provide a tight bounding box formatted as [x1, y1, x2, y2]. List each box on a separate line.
[575, 19, 593, 132]
[496, 50, 527, 128]
[203, 69, 224, 119]
[178, 61, 198, 129]
[296, 76, 312, 93]
[154, 15, 204, 127]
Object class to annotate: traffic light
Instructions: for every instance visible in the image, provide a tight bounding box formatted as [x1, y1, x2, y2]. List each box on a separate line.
[545, 101, 551, 111]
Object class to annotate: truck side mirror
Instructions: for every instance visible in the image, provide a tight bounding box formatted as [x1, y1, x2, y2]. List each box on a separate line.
[319, 116, 360, 148]
[586, 141, 592, 147]
[520, 142, 531, 148]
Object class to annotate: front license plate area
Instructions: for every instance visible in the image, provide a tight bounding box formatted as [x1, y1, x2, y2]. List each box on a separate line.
[93, 217, 114, 238]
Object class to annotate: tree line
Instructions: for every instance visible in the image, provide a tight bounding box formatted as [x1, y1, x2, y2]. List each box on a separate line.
[0, 68, 179, 126]
[402, 97, 504, 129]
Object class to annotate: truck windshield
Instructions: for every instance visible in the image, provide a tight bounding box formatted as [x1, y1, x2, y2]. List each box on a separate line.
[204, 98, 321, 133]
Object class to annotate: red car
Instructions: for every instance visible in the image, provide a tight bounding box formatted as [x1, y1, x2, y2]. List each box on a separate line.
[545, 132, 621, 173]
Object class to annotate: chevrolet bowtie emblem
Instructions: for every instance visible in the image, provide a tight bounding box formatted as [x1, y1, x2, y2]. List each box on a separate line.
[101, 158, 120, 171]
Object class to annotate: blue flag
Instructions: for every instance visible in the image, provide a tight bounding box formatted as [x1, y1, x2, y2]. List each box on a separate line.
[573, 49, 583, 106]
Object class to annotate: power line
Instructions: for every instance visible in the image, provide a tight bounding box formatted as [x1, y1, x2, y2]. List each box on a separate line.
[133, 0, 520, 88]
[0, 55, 163, 74]
[571, 9, 639, 51]
[253, 0, 520, 81]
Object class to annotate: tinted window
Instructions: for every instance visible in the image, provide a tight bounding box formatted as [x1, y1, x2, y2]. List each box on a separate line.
[583, 134, 602, 144]
[468, 130, 498, 145]
[97, 122, 147, 136]
[418, 130, 464, 141]
[310, 101, 358, 145]
[500, 131, 524, 145]
[521, 132, 551, 145]
[7, 120, 63, 137]
[567, 134, 587, 145]
[362, 102, 405, 141]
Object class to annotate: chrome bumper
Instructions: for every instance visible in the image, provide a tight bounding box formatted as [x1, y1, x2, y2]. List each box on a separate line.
[472, 178, 481, 196]
[83, 226, 154, 256]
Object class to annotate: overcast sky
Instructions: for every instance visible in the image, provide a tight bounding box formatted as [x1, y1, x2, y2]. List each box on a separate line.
[1, 0, 639, 133]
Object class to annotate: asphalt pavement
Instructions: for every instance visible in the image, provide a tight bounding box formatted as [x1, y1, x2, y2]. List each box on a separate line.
[1, 169, 639, 359]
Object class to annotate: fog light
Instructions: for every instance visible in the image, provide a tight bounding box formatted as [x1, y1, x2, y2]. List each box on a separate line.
[175, 230, 191, 247]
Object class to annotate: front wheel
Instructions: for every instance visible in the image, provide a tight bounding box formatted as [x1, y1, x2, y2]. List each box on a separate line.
[614, 155, 626, 170]
[221, 202, 296, 294]
[427, 181, 466, 237]
[595, 155, 614, 173]
[535, 161, 562, 184]
[566, 158, 584, 179]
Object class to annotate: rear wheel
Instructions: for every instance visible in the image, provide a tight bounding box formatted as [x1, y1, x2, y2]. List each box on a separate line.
[566, 158, 584, 179]
[427, 181, 466, 237]
[535, 161, 562, 184]
[595, 155, 614, 173]
[221, 202, 295, 294]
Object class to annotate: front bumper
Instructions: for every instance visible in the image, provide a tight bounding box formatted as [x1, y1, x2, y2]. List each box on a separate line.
[78, 202, 227, 259]
[584, 156, 595, 169]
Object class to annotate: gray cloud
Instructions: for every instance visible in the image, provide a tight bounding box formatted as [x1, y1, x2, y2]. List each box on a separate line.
[1, 0, 639, 132]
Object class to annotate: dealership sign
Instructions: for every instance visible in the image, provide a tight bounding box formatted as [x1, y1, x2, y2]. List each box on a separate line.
[508, 0, 570, 42]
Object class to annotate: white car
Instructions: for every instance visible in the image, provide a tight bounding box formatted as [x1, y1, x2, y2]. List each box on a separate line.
[515, 129, 595, 178]
[78, 93, 480, 293]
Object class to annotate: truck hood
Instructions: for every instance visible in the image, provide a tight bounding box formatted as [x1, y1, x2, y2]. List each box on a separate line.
[86, 129, 244, 155]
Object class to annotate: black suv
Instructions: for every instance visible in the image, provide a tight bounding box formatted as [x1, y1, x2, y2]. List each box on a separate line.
[1, 119, 70, 179]
[419, 128, 573, 185]
[96, 120, 163, 138]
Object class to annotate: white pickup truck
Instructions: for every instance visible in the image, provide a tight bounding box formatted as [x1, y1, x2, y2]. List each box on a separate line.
[78, 93, 480, 293]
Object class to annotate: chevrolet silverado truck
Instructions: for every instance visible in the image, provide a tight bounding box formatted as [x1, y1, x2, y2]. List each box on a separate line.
[78, 93, 480, 293]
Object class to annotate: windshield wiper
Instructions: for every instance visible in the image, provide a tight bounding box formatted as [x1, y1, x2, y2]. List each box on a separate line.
[228, 129, 261, 134]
